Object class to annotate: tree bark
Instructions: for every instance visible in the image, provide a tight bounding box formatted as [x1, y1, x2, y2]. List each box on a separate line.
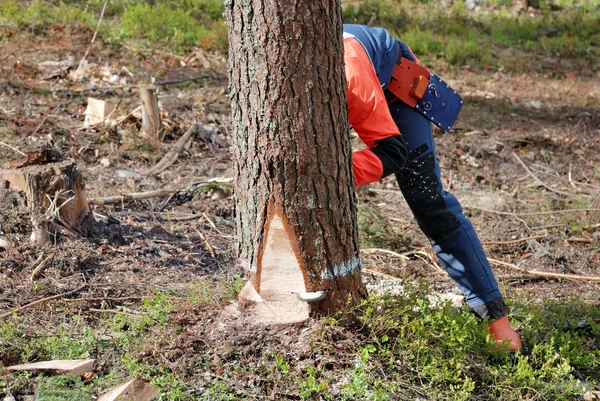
[226, 0, 367, 318]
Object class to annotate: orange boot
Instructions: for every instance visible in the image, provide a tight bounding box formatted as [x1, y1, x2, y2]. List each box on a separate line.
[488, 316, 521, 352]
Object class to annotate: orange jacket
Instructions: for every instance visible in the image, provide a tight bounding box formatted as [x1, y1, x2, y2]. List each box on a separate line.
[344, 36, 405, 186]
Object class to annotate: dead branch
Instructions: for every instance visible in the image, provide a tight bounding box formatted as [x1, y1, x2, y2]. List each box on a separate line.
[482, 234, 549, 245]
[362, 248, 444, 273]
[88, 308, 146, 317]
[0, 284, 87, 319]
[29, 253, 55, 281]
[488, 258, 600, 282]
[465, 205, 600, 217]
[361, 248, 410, 260]
[0, 141, 26, 156]
[193, 227, 216, 258]
[75, 0, 108, 73]
[64, 296, 144, 303]
[0, 48, 18, 63]
[88, 189, 176, 206]
[146, 124, 200, 176]
[162, 213, 204, 222]
[512, 152, 576, 197]
[364, 268, 403, 283]
[156, 75, 214, 86]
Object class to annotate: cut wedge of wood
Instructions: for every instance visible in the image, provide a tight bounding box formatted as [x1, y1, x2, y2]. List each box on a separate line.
[97, 379, 158, 401]
[7, 359, 94, 375]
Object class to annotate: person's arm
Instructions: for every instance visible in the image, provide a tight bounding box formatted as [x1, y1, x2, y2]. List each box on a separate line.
[345, 41, 407, 186]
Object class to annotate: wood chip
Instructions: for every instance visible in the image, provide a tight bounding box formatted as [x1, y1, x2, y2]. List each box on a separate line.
[97, 379, 158, 401]
[7, 359, 95, 375]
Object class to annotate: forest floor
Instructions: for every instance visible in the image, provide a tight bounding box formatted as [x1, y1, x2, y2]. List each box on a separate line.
[1, 26, 599, 401]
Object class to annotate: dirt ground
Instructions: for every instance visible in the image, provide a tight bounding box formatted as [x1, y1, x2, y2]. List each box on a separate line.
[1, 30, 599, 398]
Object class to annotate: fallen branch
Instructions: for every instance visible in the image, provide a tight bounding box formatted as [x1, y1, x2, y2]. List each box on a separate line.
[0, 284, 87, 319]
[29, 253, 54, 281]
[482, 234, 549, 246]
[361, 248, 410, 260]
[194, 227, 216, 258]
[64, 296, 143, 303]
[88, 308, 147, 317]
[364, 268, 404, 283]
[465, 205, 600, 217]
[488, 258, 600, 282]
[156, 75, 214, 86]
[0, 141, 26, 156]
[361, 248, 444, 273]
[0, 48, 18, 63]
[88, 189, 175, 206]
[89, 177, 234, 207]
[512, 152, 576, 197]
[75, 0, 108, 73]
[146, 124, 199, 176]
[162, 213, 204, 222]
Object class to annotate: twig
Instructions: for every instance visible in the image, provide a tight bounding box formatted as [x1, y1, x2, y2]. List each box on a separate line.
[0, 48, 17, 63]
[362, 248, 443, 273]
[361, 248, 410, 260]
[193, 227, 216, 258]
[155, 75, 214, 86]
[364, 268, 403, 283]
[488, 258, 600, 282]
[88, 308, 146, 317]
[64, 296, 144, 303]
[201, 212, 224, 234]
[496, 274, 548, 282]
[162, 213, 204, 222]
[146, 123, 199, 176]
[29, 253, 55, 281]
[465, 205, 600, 217]
[114, 105, 142, 124]
[0, 141, 27, 156]
[75, 0, 108, 73]
[411, 251, 444, 273]
[88, 189, 176, 206]
[0, 284, 87, 319]
[31, 115, 49, 137]
[482, 234, 549, 245]
[512, 152, 576, 196]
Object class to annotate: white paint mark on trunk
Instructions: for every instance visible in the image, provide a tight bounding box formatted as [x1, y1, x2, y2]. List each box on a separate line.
[320, 256, 362, 280]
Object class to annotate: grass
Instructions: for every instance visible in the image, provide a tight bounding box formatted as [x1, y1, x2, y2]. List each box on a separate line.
[1, 283, 598, 400]
[1, 0, 598, 70]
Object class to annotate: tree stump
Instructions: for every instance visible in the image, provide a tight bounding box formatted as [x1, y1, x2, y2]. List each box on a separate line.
[0, 161, 90, 246]
[139, 85, 161, 139]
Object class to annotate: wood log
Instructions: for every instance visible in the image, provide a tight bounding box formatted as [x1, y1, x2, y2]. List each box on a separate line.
[139, 86, 161, 139]
[7, 359, 94, 375]
[97, 379, 158, 401]
[0, 161, 90, 246]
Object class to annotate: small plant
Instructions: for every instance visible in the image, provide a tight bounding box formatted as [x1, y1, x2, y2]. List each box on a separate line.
[35, 375, 95, 401]
[357, 202, 411, 252]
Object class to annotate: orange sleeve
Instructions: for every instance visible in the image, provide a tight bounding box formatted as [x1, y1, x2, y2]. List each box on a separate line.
[344, 38, 401, 186]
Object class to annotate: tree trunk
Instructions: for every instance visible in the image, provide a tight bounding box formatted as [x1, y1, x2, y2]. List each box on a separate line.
[226, 0, 367, 320]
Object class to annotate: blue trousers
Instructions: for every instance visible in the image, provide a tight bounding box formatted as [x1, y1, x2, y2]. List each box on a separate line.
[387, 100, 504, 316]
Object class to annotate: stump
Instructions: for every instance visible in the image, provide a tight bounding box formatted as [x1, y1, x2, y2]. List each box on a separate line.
[0, 161, 90, 246]
[139, 85, 161, 139]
